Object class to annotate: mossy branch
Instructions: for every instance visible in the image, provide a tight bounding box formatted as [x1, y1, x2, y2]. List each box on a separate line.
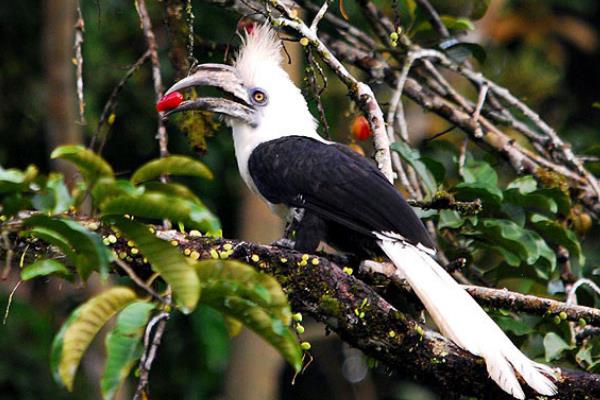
[2, 217, 600, 399]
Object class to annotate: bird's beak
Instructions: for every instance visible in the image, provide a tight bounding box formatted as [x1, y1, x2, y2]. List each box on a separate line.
[162, 63, 256, 125]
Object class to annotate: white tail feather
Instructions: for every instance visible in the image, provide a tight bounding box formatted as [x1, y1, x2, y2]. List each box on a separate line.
[377, 237, 557, 399]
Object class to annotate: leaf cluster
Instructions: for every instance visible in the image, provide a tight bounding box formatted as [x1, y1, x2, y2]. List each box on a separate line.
[0, 146, 302, 398]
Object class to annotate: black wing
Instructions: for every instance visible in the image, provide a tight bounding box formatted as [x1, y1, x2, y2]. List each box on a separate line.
[247, 136, 435, 250]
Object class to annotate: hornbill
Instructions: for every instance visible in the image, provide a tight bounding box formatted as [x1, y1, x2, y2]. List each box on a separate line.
[161, 24, 557, 399]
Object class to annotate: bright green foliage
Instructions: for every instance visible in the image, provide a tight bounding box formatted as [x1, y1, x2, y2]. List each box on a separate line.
[51, 287, 139, 391]
[430, 154, 586, 282]
[391, 141, 438, 196]
[0, 164, 38, 193]
[196, 260, 301, 372]
[92, 177, 144, 208]
[21, 259, 71, 281]
[142, 181, 206, 204]
[23, 215, 112, 280]
[454, 156, 503, 206]
[110, 216, 201, 314]
[131, 155, 213, 184]
[0, 165, 76, 216]
[101, 301, 155, 400]
[196, 260, 292, 325]
[31, 173, 73, 214]
[576, 336, 600, 372]
[543, 332, 572, 362]
[51, 145, 114, 185]
[102, 192, 220, 235]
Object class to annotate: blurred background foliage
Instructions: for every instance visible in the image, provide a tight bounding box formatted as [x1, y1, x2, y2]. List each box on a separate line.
[1, 0, 600, 399]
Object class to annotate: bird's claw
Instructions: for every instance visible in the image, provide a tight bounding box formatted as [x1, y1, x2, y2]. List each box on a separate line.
[271, 238, 296, 249]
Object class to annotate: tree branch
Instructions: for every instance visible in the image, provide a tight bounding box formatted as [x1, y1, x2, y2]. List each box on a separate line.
[3, 218, 600, 399]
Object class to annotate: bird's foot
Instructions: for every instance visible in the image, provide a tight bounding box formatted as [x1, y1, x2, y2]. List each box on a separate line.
[271, 238, 296, 249]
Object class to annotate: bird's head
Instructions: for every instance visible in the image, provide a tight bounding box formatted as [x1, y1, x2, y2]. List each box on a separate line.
[163, 24, 318, 144]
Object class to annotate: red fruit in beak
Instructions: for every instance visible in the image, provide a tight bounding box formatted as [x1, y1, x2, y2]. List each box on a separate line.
[351, 115, 372, 141]
[156, 91, 184, 113]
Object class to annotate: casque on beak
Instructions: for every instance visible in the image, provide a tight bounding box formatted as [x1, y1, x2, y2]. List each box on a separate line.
[162, 63, 256, 125]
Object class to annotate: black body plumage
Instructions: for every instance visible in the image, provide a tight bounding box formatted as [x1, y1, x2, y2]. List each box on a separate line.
[247, 136, 435, 255]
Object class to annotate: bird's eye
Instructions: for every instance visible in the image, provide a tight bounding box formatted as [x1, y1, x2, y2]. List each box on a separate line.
[250, 88, 268, 105]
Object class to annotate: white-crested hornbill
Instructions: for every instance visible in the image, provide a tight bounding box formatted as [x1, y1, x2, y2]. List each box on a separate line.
[160, 24, 557, 399]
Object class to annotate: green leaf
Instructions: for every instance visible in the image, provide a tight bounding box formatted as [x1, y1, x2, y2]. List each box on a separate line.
[21, 259, 71, 281]
[530, 214, 584, 265]
[454, 157, 503, 205]
[473, 219, 544, 266]
[390, 141, 438, 196]
[528, 230, 557, 279]
[203, 295, 301, 372]
[0, 164, 38, 193]
[506, 176, 537, 193]
[101, 301, 155, 400]
[543, 332, 572, 362]
[462, 156, 498, 186]
[500, 203, 525, 227]
[25, 226, 77, 261]
[142, 181, 204, 204]
[196, 260, 291, 324]
[102, 192, 220, 235]
[195, 260, 300, 371]
[91, 178, 144, 208]
[504, 176, 558, 215]
[535, 187, 571, 215]
[438, 209, 465, 229]
[441, 16, 474, 30]
[494, 315, 534, 336]
[23, 215, 112, 280]
[130, 155, 213, 185]
[31, 173, 73, 214]
[51, 145, 114, 185]
[397, 0, 417, 28]
[477, 243, 521, 267]
[51, 287, 139, 391]
[110, 217, 200, 313]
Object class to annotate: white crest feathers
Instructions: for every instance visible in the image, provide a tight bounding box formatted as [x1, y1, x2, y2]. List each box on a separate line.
[234, 24, 284, 84]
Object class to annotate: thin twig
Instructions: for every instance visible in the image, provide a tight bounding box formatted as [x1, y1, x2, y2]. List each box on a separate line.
[306, 49, 331, 138]
[567, 278, 600, 306]
[135, 0, 169, 159]
[309, 0, 332, 32]
[472, 83, 488, 138]
[185, 0, 198, 70]
[386, 80, 417, 197]
[114, 258, 164, 302]
[133, 304, 170, 400]
[90, 50, 151, 153]
[1, 231, 13, 280]
[387, 49, 441, 198]
[74, 3, 86, 124]
[413, 0, 449, 38]
[458, 137, 468, 178]
[2, 280, 21, 325]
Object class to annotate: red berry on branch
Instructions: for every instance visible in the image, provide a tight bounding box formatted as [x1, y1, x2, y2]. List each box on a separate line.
[156, 91, 184, 113]
[351, 115, 372, 141]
